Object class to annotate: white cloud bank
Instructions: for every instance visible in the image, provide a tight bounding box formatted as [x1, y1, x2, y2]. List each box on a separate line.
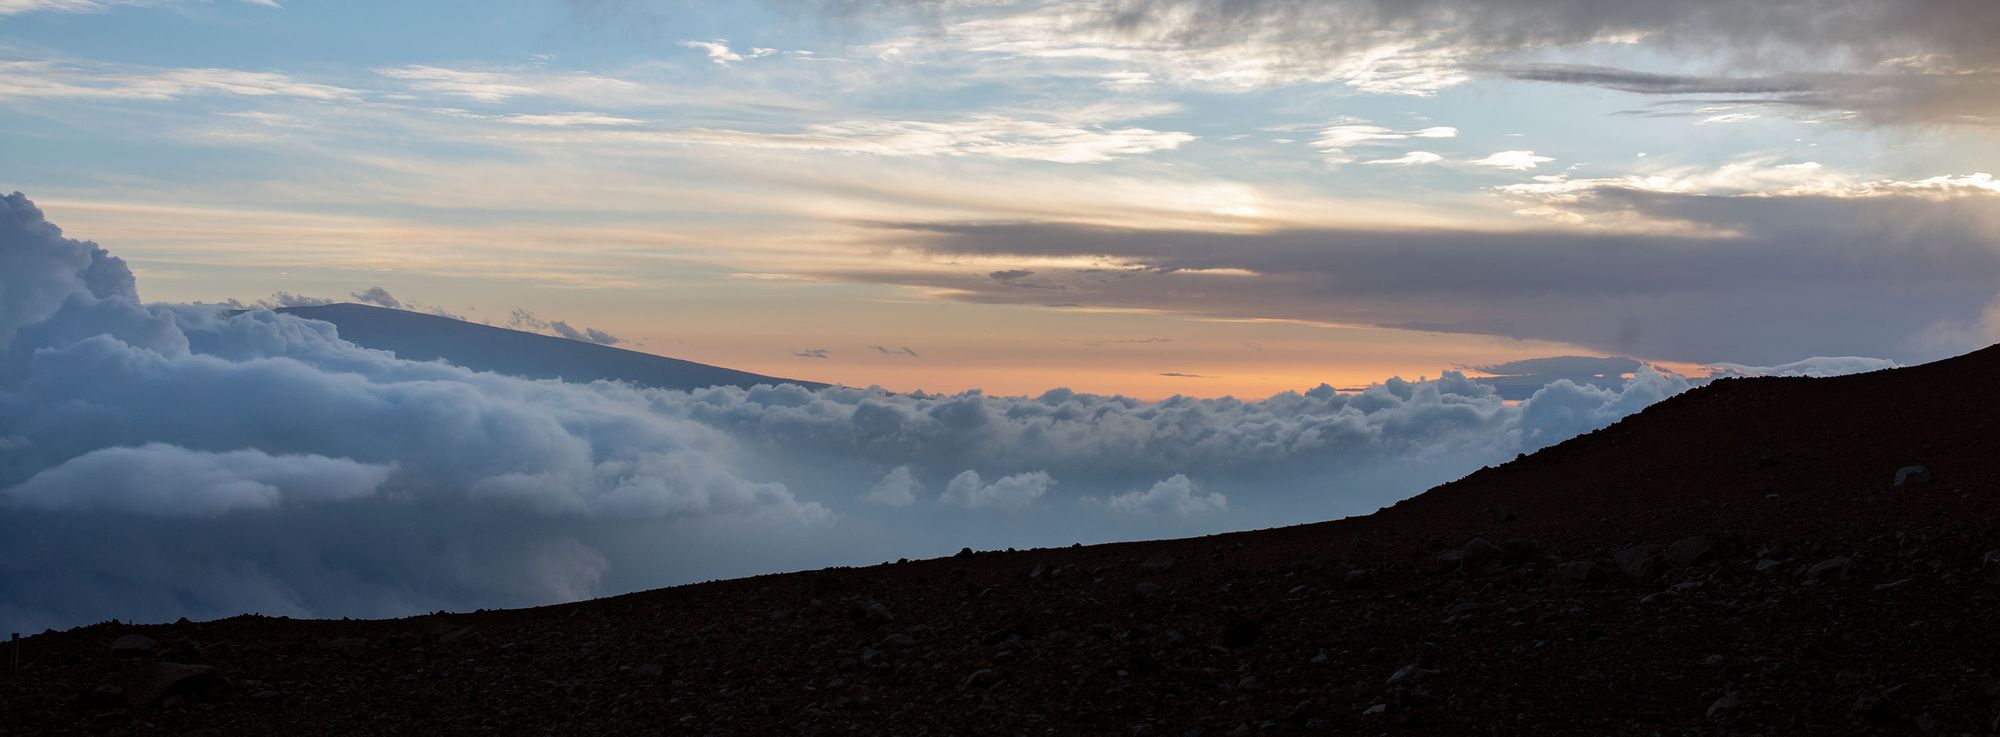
[0, 192, 1891, 632]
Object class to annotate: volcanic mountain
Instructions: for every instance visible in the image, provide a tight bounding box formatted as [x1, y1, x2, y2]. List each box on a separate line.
[277, 303, 824, 391]
[8, 346, 2000, 736]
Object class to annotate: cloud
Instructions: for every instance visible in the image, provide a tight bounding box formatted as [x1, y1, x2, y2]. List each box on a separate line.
[1488, 62, 2000, 128]
[0, 192, 1911, 633]
[678, 40, 777, 66]
[1312, 123, 1456, 164]
[1471, 150, 1553, 170]
[793, 348, 831, 358]
[638, 114, 1195, 164]
[0, 0, 275, 16]
[1365, 151, 1445, 166]
[0, 60, 356, 102]
[1107, 474, 1227, 517]
[508, 308, 623, 345]
[870, 345, 920, 357]
[4, 444, 390, 517]
[1705, 357, 1900, 378]
[374, 65, 541, 102]
[942, 470, 1053, 512]
[847, 178, 2000, 364]
[1466, 355, 1644, 400]
[500, 112, 644, 127]
[862, 465, 920, 506]
[349, 286, 403, 310]
[0, 192, 827, 631]
[1157, 372, 1214, 378]
[817, 0, 2000, 124]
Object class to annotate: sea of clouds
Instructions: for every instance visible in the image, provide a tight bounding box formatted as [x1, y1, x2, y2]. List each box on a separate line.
[0, 192, 1895, 632]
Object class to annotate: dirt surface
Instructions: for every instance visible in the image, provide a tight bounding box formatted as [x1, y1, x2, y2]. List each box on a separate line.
[7, 346, 2000, 736]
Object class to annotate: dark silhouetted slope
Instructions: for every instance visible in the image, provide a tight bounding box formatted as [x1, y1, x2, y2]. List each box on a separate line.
[10, 346, 2000, 736]
[278, 303, 823, 391]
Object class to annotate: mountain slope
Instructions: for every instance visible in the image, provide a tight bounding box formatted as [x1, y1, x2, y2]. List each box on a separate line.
[10, 346, 2000, 736]
[278, 303, 824, 391]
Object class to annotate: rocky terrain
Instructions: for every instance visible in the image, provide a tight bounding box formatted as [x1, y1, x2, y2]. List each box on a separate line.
[5, 346, 1999, 736]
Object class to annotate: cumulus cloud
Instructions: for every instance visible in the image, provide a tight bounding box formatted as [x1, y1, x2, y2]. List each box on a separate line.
[1107, 474, 1227, 517]
[1471, 150, 1553, 170]
[349, 286, 403, 310]
[5, 444, 390, 517]
[862, 465, 920, 506]
[507, 308, 623, 345]
[1705, 357, 1900, 378]
[0, 192, 826, 630]
[942, 470, 1053, 512]
[678, 40, 777, 66]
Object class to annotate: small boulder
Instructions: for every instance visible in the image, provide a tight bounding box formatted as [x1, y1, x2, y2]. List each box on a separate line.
[1557, 561, 1608, 583]
[1806, 556, 1853, 580]
[1341, 569, 1375, 589]
[110, 634, 157, 657]
[1433, 550, 1464, 574]
[1981, 551, 2000, 584]
[960, 669, 1003, 690]
[1460, 538, 1505, 575]
[1663, 535, 1722, 569]
[1614, 545, 1659, 580]
[1893, 465, 1932, 487]
[1140, 554, 1177, 573]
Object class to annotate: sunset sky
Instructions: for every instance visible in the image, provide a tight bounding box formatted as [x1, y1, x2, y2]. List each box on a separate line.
[4, 0, 1998, 397]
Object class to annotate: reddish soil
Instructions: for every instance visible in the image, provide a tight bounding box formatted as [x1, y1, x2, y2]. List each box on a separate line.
[7, 346, 2000, 736]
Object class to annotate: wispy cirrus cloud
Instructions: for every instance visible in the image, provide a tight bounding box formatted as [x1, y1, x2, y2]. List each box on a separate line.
[0, 60, 353, 101]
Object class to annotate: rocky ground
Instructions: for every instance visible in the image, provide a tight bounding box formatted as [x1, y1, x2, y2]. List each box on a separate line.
[5, 346, 2000, 736]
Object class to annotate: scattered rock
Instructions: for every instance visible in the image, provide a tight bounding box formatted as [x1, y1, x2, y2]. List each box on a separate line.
[961, 669, 1003, 690]
[125, 662, 227, 708]
[1614, 545, 1659, 580]
[1663, 535, 1722, 569]
[110, 634, 157, 657]
[1341, 569, 1374, 589]
[1133, 582, 1162, 597]
[1140, 554, 1176, 572]
[1557, 561, 1608, 583]
[1893, 465, 1932, 487]
[1706, 691, 1740, 719]
[1983, 551, 2000, 584]
[1460, 537, 1505, 574]
[1806, 556, 1853, 580]
[1433, 550, 1464, 574]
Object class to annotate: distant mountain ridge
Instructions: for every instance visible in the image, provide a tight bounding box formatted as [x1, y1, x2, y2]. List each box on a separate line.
[277, 303, 823, 391]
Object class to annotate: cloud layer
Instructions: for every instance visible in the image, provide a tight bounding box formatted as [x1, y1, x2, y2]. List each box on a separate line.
[0, 192, 1889, 633]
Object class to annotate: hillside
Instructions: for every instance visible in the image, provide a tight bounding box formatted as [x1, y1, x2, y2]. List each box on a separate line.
[278, 303, 823, 391]
[6, 346, 1999, 736]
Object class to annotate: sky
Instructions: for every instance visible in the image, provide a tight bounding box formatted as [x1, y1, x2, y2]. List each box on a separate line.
[5, 0, 1997, 398]
[1, 0, 1998, 632]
